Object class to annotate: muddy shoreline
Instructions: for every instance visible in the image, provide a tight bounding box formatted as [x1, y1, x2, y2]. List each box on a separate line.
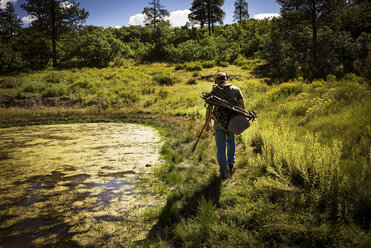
[0, 123, 164, 247]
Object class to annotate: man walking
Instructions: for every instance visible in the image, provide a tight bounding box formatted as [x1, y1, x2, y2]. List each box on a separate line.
[205, 72, 245, 179]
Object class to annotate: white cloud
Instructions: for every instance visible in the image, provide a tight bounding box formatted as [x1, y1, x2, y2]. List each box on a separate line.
[252, 13, 280, 20]
[128, 9, 191, 27]
[0, 0, 17, 9]
[22, 14, 37, 25]
[168, 9, 191, 27]
[60, 1, 73, 9]
[128, 13, 145, 26]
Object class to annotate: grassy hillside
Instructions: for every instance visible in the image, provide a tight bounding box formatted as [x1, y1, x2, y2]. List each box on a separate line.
[0, 62, 370, 247]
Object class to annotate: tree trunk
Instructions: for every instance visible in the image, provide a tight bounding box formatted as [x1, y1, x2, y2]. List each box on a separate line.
[239, 5, 242, 23]
[207, 1, 211, 36]
[153, 1, 156, 27]
[211, 16, 214, 34]
[311, 0, 318, 80]
[51, 0, 57, 68]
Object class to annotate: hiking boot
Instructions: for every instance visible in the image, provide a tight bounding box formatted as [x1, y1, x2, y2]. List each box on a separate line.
[220, 173, 229, 180]
[228, 164, 235, 174]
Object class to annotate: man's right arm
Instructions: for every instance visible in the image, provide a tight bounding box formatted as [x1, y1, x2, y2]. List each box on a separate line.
[205, 104, 213, 132]
[238, 98, 245, 109]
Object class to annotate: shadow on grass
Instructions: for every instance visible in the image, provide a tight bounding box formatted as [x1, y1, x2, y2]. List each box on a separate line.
[137, 173, 222, 244]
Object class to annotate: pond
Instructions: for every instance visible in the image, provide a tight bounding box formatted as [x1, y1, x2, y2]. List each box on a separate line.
[0, 123, 163, 247]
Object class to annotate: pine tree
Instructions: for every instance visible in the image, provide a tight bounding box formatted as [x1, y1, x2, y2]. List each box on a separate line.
[142, 0, 169, 27]
[277, 0, 346, 79]
[189, 0, 207, 28]
[233, 0, 249, 23]
[22, 0, 88, 67]
[0, 2, 22, 40]
[189, 0, 225, 36]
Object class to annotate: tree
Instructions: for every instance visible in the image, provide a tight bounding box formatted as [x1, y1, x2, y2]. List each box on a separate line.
[338, 1, 371, 39]
[210, 0, 225, 35]
[22, 0, 89, 67]
[142, 0, 169, 27]
[189, 0, 207, 28]
[276, 0, 346, 80]
[233, 0, 249, 23]
[0, 2, 22, 40]
[189, 0, 225, 36]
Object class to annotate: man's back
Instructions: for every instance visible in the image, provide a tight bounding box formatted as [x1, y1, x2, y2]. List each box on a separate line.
[210, 82, 243, 130]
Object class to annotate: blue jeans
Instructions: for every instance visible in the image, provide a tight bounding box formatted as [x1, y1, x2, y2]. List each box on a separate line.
[214, 123, 236, 176]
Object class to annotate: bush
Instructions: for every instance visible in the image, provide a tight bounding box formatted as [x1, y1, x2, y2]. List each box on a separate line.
[42, 84, 66, 97]
[175, 64, 184, 70]
[202, 60, 215, 68]
[326, 74, 336, 83]
[186, 78, 198, 85]
[0, 78, 23, 89]
[70, 28, 113, 68]
[192, 71, 200, 77]
[114, 86, 140, 103]
[342, 73, 363, 84]
[69, 80, 94, 93]
[46, 72, 63, 84]
[217, 61, 228, 67]
[234, 54, 249, 66]
[153, 72, 180, 86]
[185, 62, 202, 72]
[141, 86, 155, 95]
[268, 81, 304, 101]
[158, 88, 169, 98]
[0, 43, 24, 74]
[23, 83, 45, 93]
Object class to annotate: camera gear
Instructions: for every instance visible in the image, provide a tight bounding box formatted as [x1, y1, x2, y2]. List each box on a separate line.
[203, 84, 257, 134]
[192, 87, 257, 152]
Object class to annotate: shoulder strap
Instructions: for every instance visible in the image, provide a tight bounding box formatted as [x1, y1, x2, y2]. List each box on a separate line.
[213, 83, 239, 106]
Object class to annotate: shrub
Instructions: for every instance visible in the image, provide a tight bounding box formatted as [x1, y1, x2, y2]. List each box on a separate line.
[115, 88, 140, 103]
[234, 54, 249, 66]
[217, 61, 228, 67]
[46, 72, 62, 84]
[159, 88, 169, 98]
[362, 54, 371, 79]
[268, 82, 304, 101]
[327, 82, 366, 104]
[185, 62, 202, 72]
[42, 84, 66, 97]
[202, 60, 215, 68]
[342, 73, 363, 84]
[326, 74, 336, 83]
[153, 72, 180, 86]
[141, 86, 155, 95]
[291, 103, 308, 116]
[250, 133, 264, 155]
[186, 78, 198, 85]
[69, 80, 94, 92]
[175, 64, 184, 70]
[0, 78, 23, 89]
[192, 71, 200, 77]
[23, 83, 45, 93]
[0, 43, 24, 73]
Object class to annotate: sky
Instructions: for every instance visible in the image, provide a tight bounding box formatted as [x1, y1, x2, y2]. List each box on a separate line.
[1, 0, 281, 28]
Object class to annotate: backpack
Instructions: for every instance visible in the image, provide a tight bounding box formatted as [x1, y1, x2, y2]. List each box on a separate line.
[211, 84, 250, 134]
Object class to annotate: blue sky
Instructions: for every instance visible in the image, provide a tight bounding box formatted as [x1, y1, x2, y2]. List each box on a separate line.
[2, 0, 281, 28]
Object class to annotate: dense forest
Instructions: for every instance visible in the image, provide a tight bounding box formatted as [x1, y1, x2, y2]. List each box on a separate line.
[1, 0, 370, 82]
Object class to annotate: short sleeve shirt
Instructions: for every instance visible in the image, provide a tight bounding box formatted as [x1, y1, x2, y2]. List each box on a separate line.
[209, 81, 244, 130]
[210, 82, 243, 105]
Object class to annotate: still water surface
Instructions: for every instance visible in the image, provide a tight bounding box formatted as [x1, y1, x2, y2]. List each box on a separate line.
[0, 123, 162, 247]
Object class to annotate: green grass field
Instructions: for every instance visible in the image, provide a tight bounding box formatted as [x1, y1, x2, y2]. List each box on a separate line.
[0, 61, 370, 247]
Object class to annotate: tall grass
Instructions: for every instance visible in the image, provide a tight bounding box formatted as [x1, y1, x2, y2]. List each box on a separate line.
[0, 62, 370, 247]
